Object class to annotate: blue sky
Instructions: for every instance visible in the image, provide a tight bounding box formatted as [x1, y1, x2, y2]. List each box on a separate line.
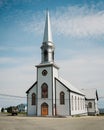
[0, 0, 104, 108]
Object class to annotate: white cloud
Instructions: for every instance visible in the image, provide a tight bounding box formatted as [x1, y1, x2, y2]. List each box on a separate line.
[58, 47, 104, 91]
[23, 4, 104, 38]
[0, 54, 39, 98]
[52, 5, 104, 38]
[53, 13, 104, 38]
[0, 60, 36, 96]
[0, 45, 38, 52]
[0, 2, 104, 107]
[21, 11, 44, 34]
[0, 45, 39, 101]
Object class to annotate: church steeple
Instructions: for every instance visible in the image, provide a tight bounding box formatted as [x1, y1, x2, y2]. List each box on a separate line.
[43, 10, 53, 43]
[41, 10, 55, 64]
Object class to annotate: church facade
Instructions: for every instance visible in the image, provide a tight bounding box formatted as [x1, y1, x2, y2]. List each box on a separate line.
[26, 11, 88, 116]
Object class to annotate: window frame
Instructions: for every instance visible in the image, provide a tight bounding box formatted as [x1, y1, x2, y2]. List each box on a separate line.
[75, 96, 77, 110]
[72, 95, 74, 110]
[44, 50, 48, 62]
[60, 91, 65, 105]
[31, 93, 36, 105]
[88, 102, 92, 108]
[41, 83, 48, 98]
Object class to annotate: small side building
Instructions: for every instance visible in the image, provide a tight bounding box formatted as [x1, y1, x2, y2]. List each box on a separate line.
[81, 89, 99, 115]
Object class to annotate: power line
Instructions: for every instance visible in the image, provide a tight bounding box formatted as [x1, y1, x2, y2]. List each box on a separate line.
[0, 93, 104, 100]
[0, 93, 26, 99]
[99, 96, 104, 99]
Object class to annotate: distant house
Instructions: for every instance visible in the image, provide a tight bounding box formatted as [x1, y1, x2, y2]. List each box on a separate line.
[81, 89, 99, 115]
[17, 104, 27, 112]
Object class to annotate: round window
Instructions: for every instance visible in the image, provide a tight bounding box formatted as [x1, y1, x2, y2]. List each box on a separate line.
[42, 70, 47, 76]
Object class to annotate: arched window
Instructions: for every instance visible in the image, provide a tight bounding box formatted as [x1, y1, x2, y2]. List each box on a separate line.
[88, 102, 92, 108]
[78, 97, 79, 110]
[75, 96, 77, 110]
[72, 96, 74, 110]
[52, 51, 54, 61]
[41, 83, 48, 98]
[60, 91, 65, 105]
[83, 99, 85, 109]
[80, 97, 82, 110]
[31, 93, 36, 105]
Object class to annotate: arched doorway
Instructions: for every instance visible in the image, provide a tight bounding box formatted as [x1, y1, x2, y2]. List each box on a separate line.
[41, 103, 48, 116]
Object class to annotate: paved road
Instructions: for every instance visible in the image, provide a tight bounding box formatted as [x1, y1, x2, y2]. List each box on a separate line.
[0, 114, 104, 130]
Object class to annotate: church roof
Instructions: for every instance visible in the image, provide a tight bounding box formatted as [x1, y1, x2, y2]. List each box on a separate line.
[81, 88, 99, 100]
[43, 10, 53, 44]
[26, 81, 37, 94]
[56, 77, 84, 96]
[36, 62, 59, 69]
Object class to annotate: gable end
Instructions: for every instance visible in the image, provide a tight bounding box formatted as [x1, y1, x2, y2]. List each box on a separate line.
[55, 78, 84, 96]
[26, 81, 37, 94]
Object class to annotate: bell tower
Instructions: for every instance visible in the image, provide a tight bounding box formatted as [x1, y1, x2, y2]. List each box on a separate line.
[36, 10, 59, 116]
[41, 10, 55, 64]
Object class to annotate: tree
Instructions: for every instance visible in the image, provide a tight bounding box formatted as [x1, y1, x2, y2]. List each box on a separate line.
[1, 108, 4, 112]
[6, 106, 12, 113]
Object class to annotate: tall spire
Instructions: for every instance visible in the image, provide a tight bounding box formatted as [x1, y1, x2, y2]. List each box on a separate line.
[41, 10, 55, 64]
[43, 10, 53, 43]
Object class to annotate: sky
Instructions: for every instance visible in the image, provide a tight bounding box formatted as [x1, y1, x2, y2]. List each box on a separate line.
[0, 0, 104, 108]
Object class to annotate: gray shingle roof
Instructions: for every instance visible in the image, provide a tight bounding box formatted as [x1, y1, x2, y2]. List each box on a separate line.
[56, 77, 84, 95]
[81, 88, 98, 100]
[26, 81, 37, 94]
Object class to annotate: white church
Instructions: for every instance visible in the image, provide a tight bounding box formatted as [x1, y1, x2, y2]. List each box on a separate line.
[26, 11, 99, 116]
